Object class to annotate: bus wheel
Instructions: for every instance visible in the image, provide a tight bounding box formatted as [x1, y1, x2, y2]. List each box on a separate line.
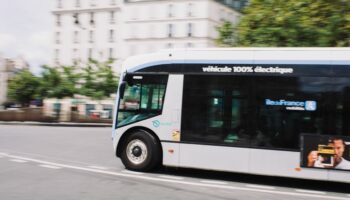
[121, 130, 161, 171]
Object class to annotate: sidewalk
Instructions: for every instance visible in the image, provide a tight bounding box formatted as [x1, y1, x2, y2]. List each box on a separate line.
[0, 121, 112, 127]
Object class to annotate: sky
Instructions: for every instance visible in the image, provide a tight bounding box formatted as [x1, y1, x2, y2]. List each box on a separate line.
[0, 0, 52, 74]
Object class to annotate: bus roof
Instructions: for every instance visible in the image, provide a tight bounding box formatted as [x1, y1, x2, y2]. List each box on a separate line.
[122, 48, 350, 73]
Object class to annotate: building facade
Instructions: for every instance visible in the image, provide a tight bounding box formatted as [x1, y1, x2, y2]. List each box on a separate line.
[52, 0, 123, 67]
[52, 0, 247, 70]
[123, 0, 242, 57]
[0, 55, 29, 106]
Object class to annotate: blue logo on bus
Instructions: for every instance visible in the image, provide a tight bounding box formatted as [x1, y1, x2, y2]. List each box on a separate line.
[305, 101, 317, 111]
[152, 120, 160, 128]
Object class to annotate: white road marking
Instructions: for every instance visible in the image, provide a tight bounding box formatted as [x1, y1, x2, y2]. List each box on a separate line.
[122, 170, 145, 175]
[1, 153, 348, 200]
[158, 175, 184, 180]
[0, 152, 9, 156]
[246, 184, 275, 190]
[10, 159, 28, 163]
[88, 166, 108, 170]
[200, 180, 227, 185]
[39, 165, 62, 169]
[295, 189, 326, 195]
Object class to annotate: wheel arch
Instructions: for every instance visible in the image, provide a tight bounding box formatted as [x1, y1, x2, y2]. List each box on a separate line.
[116, 126, 163, 161]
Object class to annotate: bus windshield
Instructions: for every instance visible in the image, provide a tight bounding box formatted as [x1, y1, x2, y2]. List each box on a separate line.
[116, 74, 168, 127]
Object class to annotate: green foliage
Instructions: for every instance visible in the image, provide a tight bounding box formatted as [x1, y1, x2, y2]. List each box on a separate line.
[216, 21, 236, 47]
[7, 60, 119, 105]
[38, 65, 77, 99]
[217, 0, 350, 47]
[7, 70, 40, 106]
[80, 59, 119, 100]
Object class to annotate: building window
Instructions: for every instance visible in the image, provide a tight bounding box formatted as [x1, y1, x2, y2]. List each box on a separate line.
[168, 4, 173, 18]
[55, 49, 60, 61]
[233, 0, 241, 9]
[109, 48, 114, 59]
[219, 9, 225, 21]
[188, 3, 193, 17]
[89, 30, 94, 43]
[168, 24, 173, 38]
[56, 14, 61, 26]
[75, 0, 80, 7]
[110, 11, 115, 24]
[73, 13, 79, 25]
[88, 48, 93, 59]
[55, 32, 60, 44]
[90, 0, 96, 7]
[188, 23, 193, 37]
[57, 0, 62, 8]
[73, 31, 79, 43]
[73, 49, 79, 64]
[90, 12, 95, 25]
[109, 30, 115, 42]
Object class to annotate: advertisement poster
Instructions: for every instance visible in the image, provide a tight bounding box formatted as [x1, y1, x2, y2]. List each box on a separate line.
[301, 134, 350, 170]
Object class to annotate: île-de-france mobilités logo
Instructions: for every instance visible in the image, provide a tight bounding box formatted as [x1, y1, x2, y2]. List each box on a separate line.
[152, 120, 172, 128]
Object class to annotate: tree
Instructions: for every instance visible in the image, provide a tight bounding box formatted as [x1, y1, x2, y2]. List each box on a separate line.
[7, 70, 40, 106]
[7, 60, 119, 104]
[216, 21, 236, 47]
[95, 59, 118, 97]
[80, 59, 118, 100]
[38, 65, 77, 99]
[217, 0, 350, 47]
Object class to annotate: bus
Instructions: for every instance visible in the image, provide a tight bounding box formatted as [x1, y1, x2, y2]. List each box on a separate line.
[112, 48, 350, 183]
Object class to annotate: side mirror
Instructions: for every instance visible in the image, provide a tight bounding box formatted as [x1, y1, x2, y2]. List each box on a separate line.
[119, 81, 126, 99]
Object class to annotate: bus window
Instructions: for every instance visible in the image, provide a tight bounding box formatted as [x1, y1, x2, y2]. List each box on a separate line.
[116, 75, 168, 127]
[181, 75, 251, 146]
[332, 77, 350, 137]
[208, 92, 224, 128]
[253, 76, 333, 150]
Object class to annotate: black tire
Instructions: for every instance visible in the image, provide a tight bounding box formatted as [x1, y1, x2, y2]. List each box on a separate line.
[120, 130, 162, 171]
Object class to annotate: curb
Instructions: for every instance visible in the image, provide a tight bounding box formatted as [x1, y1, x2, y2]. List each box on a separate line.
[0, 121, 112, 127]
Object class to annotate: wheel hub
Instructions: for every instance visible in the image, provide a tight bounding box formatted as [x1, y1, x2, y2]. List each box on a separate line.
[126, 139, 148, 165]
[132, 146, 142, 157]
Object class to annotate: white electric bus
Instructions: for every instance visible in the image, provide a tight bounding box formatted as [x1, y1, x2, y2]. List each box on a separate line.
[112, 48, 350, 183]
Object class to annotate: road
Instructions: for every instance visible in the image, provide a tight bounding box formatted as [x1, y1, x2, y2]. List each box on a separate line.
[0, 125, 349, 200]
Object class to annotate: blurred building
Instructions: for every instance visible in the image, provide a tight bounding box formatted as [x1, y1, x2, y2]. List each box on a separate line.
[52, 0, 247, 71]
[123, 0, 244, 56]
[0, 55, 29, 106]
[52, 0, 123, 68]
[216, 0, 249, 11]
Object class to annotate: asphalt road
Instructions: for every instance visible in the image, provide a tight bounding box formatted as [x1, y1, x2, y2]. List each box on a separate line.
[0, 125, 349, 200]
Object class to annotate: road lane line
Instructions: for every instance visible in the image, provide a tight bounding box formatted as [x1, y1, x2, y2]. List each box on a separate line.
[122, 170, 145, 175]
[200, 180, 227, 185]
[88, 166, 108, 170]
[10, 159, 28, 163]
[39, 165, 62, 169]
[159, 175, 184, 180]
[295, 189, 326, 195]
[246, 184, 275, 190]
[1, 153, 348, 200]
